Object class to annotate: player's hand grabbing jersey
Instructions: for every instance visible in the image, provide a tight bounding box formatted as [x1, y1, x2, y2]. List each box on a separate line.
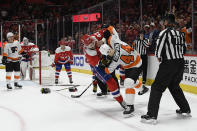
[54, 46, 73, 64]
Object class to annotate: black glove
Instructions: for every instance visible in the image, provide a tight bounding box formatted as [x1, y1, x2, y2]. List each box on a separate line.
[23, 54, 30, 59]
[99, 55, 112, 68]
[21, 51, 29, 59]
[2, 56, 7, 65]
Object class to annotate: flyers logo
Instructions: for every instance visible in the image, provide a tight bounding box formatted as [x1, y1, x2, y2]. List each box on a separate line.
[11, 46, 18, 53]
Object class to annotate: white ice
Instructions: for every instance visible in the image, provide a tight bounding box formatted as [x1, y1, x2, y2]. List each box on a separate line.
[0, 69, 197, 131]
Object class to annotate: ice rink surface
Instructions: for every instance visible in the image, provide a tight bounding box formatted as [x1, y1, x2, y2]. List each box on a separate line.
[0, 69, 197, 131]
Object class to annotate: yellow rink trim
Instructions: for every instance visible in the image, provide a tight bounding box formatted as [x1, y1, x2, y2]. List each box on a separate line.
[1, 65, 196, 94]
[71, 68, 92, 75]
[0, 65, 5, 69]
[143, 78, 197, 94]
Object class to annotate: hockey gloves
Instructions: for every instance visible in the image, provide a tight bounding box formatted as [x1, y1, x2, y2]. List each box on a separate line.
[23, 54, 30, 59]
[99, 55, 112, 68]
[21, 51, 30, 59]
[2, 56, 7, 65]
[51, 63, 56, 67]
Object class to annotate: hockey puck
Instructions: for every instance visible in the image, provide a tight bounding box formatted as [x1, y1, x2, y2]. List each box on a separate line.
[41, 88, 51, 94]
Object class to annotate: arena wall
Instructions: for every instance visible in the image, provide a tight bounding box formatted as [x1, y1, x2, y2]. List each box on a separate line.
[0, 54, 196, 94]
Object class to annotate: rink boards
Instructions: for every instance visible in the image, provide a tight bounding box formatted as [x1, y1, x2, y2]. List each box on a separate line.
[70, 54, 197, 94]
[0, 54, 197, 94]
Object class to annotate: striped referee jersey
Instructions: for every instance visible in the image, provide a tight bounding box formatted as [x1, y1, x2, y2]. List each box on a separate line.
[132, 38, 150, 55]
[155, 28, 186, 60]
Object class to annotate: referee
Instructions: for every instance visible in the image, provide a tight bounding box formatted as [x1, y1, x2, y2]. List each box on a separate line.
[141, 14, 191, 123]
[132, 30, 150, 95]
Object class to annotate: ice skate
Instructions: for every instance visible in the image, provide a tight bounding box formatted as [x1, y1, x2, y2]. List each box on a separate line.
[69, 77, 73, 84]
[96, 92, 108, 97]
[138, 85, 149, 95]
[176, 109, 191, 117]
[55, 79, 58, 84]
[141, 114, 157, 124]
[7, 84, 13, 90]
[123, 105, 134, 117]
[14, 82, 22, 89]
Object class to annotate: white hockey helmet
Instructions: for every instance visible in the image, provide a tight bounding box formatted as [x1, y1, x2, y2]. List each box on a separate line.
[7, 32, 14, 38]
[99, 44, 112, 56]
[23, 37, 28, 41]
[23, 37, 29, 44]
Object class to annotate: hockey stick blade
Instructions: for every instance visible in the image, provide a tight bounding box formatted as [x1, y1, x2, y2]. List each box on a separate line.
[70, 83, 92, 98]
[45, 84, 80, 87]
[54, 85, 80, 91]
[71, 94, 80, 98]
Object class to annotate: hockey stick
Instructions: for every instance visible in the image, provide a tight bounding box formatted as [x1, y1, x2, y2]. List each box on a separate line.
[54, 85, 80, 91]
[45, 84, 81, 87]
[71, 82, 92, 98]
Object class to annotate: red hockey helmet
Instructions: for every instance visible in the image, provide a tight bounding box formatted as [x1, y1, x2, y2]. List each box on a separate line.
[81, 34, 93, 47]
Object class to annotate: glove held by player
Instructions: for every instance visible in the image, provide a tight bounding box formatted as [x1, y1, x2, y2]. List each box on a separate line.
[2, 56, 7, 65]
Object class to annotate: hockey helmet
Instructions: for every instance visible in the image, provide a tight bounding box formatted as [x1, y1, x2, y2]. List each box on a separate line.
[7, 32, 14, 38]
[23, 37, 29, 44]
[101, 24, 109, 29]
[23, 37, 28, 41]
[81, 34, 93, 47]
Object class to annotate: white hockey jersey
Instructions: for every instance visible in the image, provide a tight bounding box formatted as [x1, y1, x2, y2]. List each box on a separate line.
[3, 41, 23, 62]
[104, 35, 142, 74]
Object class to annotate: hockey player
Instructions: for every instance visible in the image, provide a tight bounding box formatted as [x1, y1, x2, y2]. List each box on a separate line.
[53, 40, 73, 84]
[101, 24, 120, 39]
[2, 32, 26, 89]
[20, 37, 39, 80]
[87, 28, 121, 96]
[81, 34, 133, 116]
[98, 25, 126, 87]
[131, 31, 149, 95]
[99, 33, 149, 114]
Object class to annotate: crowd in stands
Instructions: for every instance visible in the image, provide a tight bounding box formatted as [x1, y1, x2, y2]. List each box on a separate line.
[0, 0, 195, 54]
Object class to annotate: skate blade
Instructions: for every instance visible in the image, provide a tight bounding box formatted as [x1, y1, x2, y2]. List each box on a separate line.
[177, 113, 192, 118]
[15, 87, 22, 89]
[138, 89, 149, 95]
[141, 118, 157, 125]
[123, 113, 134, 118]
[7, 88, 13, 91]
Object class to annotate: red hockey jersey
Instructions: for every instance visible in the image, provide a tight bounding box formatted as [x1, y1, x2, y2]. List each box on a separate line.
[54, 46, 73, 64]
[84, 47, 101, 67]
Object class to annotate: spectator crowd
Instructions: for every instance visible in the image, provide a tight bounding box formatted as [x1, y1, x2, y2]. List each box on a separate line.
[0, 0, 195, 54]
